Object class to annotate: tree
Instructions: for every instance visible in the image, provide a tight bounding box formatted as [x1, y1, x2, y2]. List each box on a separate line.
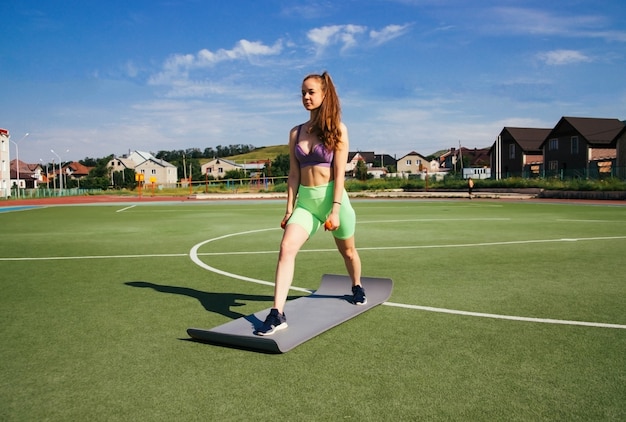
[355, 160, 369, 180]
[223, 169, 247, 180]
[266, 153, 290, 177]
[80, 175, 110, 190]
[111, 168, 137, 189]
[79, 155, 115, 189]
[79, 157, 98, 167]
[89, 155, 114, 178]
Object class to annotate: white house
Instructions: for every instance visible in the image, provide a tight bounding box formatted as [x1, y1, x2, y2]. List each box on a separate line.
[107, 151, 178, 187]
[0, 128, 10, 198]
[396, 151, 431, 174]
[200, 158, 242, 179]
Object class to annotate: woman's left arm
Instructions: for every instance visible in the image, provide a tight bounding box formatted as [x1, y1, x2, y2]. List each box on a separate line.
[327, 123, 349, 229]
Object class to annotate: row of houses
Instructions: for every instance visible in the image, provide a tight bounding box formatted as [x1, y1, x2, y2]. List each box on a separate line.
[491, 116, 626, 179]
[2, 116, 625, 196]
[0, 141, 180, 197]
[352, 116, 626, 180]
[371, 116, 625, 180]
[199, 148, 492, 180]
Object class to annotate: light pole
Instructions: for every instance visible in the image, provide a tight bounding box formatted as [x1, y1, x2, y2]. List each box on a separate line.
[51, 149, 69, 192]
[9, 133, 29, 197]
[51, 150, 63, 192]
[40, 159, 50, 189]
[51, 159, 56, 189]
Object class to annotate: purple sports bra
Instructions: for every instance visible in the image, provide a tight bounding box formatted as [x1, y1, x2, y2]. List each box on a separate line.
[294, 125, 334, 168]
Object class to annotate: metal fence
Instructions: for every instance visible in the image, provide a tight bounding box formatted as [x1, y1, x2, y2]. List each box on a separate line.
[502, 165, 626, 180]
[4, 188, 104, 200]
[541, 166, 626, 180]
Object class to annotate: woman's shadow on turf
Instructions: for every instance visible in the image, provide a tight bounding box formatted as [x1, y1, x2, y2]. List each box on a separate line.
[125, 281, 302, 320]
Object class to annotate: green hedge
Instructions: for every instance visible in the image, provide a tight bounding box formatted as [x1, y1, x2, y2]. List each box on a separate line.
[339, 176, 626, 192]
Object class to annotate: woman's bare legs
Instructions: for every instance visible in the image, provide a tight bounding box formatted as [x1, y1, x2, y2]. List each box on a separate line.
[273, 224, 309, 314]
[334, 235, 361, 287]
[273, 228, 361, 314]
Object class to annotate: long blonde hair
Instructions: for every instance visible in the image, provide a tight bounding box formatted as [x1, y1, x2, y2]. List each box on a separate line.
[304, 71, 342, 151]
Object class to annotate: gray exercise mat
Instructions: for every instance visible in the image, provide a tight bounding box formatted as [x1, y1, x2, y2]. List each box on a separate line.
[187, 274, 393, 353]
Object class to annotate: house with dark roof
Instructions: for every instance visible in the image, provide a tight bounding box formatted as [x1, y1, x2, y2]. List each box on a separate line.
[374, 154, 397, 170]
[346, 151, 375, 173]
[491, 127, 551, 178]
[461, 147, 491, 168]
[616, 121, 626, 178]
[345, 151, 398, 178]
[540, 117, 624, 178]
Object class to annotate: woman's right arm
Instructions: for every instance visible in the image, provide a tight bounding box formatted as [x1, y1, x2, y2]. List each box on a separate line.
[283, 126, 301, 222]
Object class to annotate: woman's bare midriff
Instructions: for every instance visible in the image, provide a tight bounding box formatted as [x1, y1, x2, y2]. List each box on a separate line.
[299, 165, 334, 187]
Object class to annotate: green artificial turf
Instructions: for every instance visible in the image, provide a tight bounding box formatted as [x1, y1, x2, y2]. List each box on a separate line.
[1, 199, 625, 421]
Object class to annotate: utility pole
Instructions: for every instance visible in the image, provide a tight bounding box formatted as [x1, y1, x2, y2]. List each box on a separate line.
[9, 133, 29, 197]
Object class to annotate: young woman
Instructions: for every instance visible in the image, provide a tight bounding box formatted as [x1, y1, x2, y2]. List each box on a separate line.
[255, 72, 366, 336]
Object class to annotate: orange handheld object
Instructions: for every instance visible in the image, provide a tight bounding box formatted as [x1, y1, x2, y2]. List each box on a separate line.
[324, 220, 332, 231]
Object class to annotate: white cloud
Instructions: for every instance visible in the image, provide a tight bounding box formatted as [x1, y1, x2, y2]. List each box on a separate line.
[307, 24, 367, 54]
[197, 40, 283, 65]
[280, 2, 337, 19]
[307, 23, 410, 54]
[489, 7, 626, 42]
[150, 23, 411, 90]
[537, 49, 592, 66]
[149, 39, 283, 85]
[370, 24, 411, 46]
[123, 60, 140, 78]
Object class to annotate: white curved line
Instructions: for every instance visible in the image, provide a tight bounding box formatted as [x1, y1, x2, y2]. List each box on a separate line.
[189, 228, 626, 329]
[189, 228, 312, 293]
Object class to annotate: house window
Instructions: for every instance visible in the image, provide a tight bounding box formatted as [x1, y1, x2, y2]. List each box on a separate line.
[207, 168, 213, 174]
[598, 161, 612, 173]
[218, 167, 224, 173]
[549, 139, 558, 151]
[571, 136, 579, 154]
[151, 169, 157, 174]
[406, 159, 411, 165]
[509, 144, 516, 159]
[549, 160, 558, 171]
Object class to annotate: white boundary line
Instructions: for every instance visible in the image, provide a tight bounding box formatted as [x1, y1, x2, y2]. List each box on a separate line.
[116, 205, 137, 213]
[0, 253, 186, 261]
[189, 235, 626, 256]
[384, 302, 626, 329]
[189, 228, 312, 293]
[4, 225, 624, 329]
[189, 228, 626, 330]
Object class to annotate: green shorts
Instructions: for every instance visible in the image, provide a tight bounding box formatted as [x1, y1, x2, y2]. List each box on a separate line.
[286, 182, 356, 240]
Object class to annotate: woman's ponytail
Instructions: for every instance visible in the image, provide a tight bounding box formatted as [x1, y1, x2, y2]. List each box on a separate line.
[305, 72, 342, 151]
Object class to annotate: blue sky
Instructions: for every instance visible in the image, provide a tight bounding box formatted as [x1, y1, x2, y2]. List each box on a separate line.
[2, 0, 625, 163]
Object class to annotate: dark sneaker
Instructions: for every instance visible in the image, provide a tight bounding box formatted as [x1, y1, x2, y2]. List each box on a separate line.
[352, 285, 367, 305]
[255, 308, 288, 336]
